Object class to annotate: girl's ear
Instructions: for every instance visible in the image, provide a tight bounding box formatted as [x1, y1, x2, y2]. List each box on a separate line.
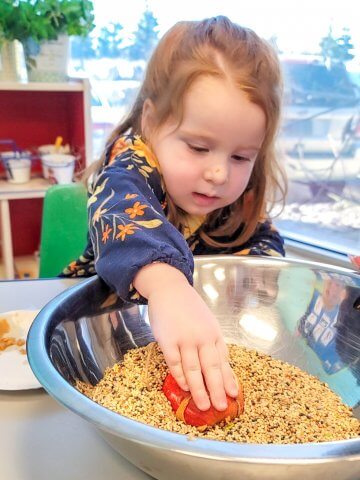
[141, 98, 156, 138]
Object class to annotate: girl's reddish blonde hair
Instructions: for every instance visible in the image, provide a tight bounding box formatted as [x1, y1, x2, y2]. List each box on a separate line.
[88, 16, 287, 248]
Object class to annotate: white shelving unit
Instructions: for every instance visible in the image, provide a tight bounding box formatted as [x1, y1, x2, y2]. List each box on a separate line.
[0, 80, 85, 91]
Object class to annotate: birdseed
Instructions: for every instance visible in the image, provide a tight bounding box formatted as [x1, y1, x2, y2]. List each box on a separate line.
[76, 343, 360, 444]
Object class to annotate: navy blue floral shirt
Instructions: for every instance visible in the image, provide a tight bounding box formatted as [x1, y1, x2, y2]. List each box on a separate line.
[61, 135, 285, 302]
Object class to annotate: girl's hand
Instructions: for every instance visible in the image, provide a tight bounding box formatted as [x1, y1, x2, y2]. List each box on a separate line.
[134, 263, 238, 411]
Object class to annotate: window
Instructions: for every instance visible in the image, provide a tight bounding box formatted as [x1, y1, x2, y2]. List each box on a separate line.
[70, 0, 359, 259]
[278, 54, 359, 257]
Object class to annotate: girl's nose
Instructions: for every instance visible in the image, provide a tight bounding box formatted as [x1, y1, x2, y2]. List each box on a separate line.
[204, 160, 228, 185]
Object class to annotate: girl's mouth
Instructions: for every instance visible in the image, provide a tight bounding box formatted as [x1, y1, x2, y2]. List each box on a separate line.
[192, 192, 219, 206]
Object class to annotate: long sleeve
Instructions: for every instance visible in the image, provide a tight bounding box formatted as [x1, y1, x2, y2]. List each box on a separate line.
[88, 137, 194, 302]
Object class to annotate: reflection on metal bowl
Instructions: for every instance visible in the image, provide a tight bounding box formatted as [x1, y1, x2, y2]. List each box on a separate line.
[27, 256, 360, 480]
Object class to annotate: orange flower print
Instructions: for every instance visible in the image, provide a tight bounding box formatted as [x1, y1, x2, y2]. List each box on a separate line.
[102, 224, 112, 243]
[125, 193, 138, 200]
[116, 223, 138, 241]
[234, 248, 251, 256]
[125, 201, 148, 219]
[109, 138, 129, 164]
[132, 137, 159, 169]
[68, 261, 78, 272]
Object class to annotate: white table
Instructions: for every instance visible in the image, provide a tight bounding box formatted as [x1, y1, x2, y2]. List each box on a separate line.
[0, 278, 152, 480]
[0, 178, 51, 279]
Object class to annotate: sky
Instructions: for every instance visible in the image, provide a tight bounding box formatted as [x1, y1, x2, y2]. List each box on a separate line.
[93, 0, 360, 64]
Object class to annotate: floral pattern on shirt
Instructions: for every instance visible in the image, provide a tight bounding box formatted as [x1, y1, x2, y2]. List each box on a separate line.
[87, 136, 165, 264]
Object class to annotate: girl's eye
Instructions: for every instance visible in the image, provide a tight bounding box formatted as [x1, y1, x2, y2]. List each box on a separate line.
[188, 144, 209, 153]
[232, 154, 250, 162]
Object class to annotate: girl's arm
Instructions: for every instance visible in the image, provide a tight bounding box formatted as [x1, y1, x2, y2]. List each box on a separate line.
[134, 262, 239, 411]
[88, 146, 194, 302]
[89, 142, 238, 410]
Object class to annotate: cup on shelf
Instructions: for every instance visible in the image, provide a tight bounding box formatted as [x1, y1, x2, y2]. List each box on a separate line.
[6, 158, 32, 184]
[41, 153, 76, 184]
[1, 151, 32, 184]
[38, 143, 71, 179]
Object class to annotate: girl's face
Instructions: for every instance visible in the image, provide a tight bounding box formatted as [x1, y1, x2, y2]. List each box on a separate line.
[143, 76, 266, 216]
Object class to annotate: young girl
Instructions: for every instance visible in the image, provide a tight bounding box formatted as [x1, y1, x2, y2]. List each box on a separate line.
[62, 16, 286, 413]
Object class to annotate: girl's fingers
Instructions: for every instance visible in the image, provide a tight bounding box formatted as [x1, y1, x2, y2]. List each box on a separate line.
[180, 346, 210, 411]
[198, 343, 227, 411]
[160, 342, 189, 391]
[216, 340, 239, 398]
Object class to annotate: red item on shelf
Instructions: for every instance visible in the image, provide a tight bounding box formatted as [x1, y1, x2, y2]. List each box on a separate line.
[162, 373, 244, 429]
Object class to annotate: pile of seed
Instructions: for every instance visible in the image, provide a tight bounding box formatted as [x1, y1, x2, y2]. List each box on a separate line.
[76, 343, 360, 444]
[0, 318, 26, 354]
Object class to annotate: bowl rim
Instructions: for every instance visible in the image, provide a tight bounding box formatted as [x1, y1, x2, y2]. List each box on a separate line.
[27, 256, 360, 463]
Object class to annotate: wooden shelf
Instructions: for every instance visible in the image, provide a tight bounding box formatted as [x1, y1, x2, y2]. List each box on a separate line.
[0, 254, 39, 280]
[14, 254, 39, 279]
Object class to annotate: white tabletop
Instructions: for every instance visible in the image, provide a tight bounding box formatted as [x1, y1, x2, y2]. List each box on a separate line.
[0, 278, 152, 480]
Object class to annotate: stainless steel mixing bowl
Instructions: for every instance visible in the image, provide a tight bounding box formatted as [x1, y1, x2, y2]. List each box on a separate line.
[27, 256, 360, 480]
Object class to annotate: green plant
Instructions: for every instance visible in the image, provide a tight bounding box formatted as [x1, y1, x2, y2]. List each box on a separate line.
[0, 0, 47, 45]
[0, 0, 95, 47]
[37, 0, 95, 38]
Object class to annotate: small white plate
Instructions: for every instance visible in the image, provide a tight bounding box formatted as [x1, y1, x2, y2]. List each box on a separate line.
[0, 310, 42, 390]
